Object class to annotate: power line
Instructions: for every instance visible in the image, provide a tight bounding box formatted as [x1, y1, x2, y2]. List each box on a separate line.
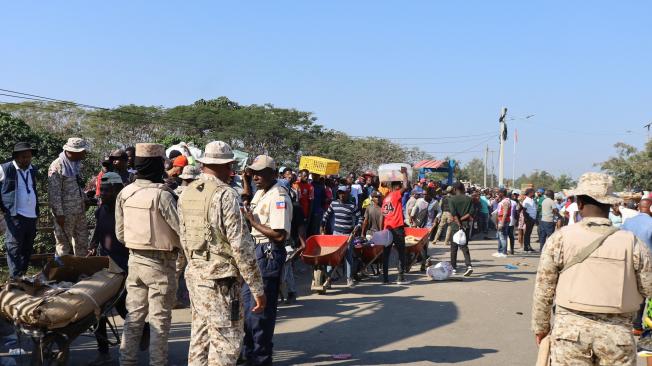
[399, 135, 498, 146]
[0, 88, 190, 125]
[0, 100, 87, 114]
[423, 150, 483, 154]
[350, 131, 495, 140]
[421, 135, 497, 157]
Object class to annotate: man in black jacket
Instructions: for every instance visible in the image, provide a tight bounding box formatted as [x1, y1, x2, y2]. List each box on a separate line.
[0, 142, 39, 278]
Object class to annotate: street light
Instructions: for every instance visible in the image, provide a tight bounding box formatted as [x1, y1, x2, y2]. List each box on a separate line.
[498, 107, 507, 187]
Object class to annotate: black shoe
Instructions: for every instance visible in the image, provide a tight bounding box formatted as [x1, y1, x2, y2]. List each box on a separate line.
[140, 323, 150, 351]
[463, 267, 474, 277]
[396, 274, 408, 285]
[382, 277, 390, 284]
[285, 292, 297, 304]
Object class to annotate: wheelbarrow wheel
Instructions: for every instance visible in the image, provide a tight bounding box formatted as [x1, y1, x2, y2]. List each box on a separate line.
[31, 333, 69, 366]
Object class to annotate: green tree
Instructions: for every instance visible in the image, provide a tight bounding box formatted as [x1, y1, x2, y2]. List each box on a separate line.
[458, 158, 497, 186]
[599, 141, 652, 191]
[458, 158, 484, 185]
[553, 174, 576, 192]
[1, 98, 435, 178]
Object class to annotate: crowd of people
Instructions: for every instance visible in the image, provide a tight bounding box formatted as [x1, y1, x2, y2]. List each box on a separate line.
[2, 136, 652, 366]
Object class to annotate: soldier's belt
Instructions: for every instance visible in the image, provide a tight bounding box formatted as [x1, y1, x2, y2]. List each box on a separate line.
[253, 238, 283, 247]
[130, 249, 178, 260]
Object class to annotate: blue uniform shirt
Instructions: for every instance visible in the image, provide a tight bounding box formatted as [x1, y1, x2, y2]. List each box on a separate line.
[622, 213, 652, 249]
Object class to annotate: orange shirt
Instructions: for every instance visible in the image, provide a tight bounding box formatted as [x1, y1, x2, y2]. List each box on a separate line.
[382, 190, 404, 230]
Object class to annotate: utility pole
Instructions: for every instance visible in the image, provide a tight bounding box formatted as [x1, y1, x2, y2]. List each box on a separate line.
[484, 145, 488, 187]
[490, 150, 495, 187]
[645, 122, 651, 141]
[498, 107, 508, 187]
[512, 128, 517, 189]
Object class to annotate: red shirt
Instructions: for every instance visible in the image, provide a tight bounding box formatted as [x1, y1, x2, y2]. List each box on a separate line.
[295, 181, 313, 217]
[382, 190, 404, 230]
[498, 197, 511, 224]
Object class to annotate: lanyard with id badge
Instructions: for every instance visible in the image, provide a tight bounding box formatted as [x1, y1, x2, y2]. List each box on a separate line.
[18, 169, 34, 206]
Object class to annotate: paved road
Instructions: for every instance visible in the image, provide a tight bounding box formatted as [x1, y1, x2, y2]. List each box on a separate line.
[4, 236, 647, 365]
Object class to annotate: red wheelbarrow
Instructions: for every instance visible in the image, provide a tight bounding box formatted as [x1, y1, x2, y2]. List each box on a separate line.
[404, 227, 434, 272]
[302, 234, 351, 294]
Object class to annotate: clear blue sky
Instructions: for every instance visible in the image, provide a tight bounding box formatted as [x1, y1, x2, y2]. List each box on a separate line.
[2, 1, 650, 178]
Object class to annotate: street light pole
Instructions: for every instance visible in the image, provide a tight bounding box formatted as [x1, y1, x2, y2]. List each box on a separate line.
[498, 107, 508, 187]
[484, 144, 488, 187]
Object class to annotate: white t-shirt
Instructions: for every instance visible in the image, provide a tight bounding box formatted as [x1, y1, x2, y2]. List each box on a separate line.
[523, 197, 537, 219]
[566, 202, 579, 225]
[509, 200, 517, 227]
[350, 183, 363, 205]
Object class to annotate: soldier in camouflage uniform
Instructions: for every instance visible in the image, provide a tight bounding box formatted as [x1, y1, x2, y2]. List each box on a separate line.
[178, 141, 266, 366]
[116, 143, 181, 366]
[532, 172, 652, 366]
[48, 137, 90, 257]
[174, 164, 200, 196]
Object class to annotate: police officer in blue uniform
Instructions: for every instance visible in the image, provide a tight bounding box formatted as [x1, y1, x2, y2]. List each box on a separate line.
[242, 155, 292, 366]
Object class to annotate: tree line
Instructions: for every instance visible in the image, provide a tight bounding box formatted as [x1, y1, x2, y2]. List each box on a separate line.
[2, 97, 431, 175]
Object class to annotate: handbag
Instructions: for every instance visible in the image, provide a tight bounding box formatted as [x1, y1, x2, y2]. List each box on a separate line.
[535, 334, 551, 366]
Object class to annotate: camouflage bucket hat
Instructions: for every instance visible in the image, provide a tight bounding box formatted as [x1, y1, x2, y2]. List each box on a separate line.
[179, 165, 201, 180]
[63, 137, 88, 152]
[198, 141, 235, 165]
[565, 172, 623, 205]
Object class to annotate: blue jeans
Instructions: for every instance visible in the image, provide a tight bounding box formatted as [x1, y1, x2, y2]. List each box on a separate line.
[4, 215, 37, 278]
[497, 225, 509, 254]
[242, 277, 280, 366]
[327, 231, 355, 279]
[539, 221, 555, 249]
[242, 244, 285, 366]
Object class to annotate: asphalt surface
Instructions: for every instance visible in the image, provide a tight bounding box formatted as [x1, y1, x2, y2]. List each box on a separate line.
[1, 234, 646, 365]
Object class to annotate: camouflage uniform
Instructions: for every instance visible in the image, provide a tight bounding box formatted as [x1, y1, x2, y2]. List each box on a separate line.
[116, 179, 181, 366]
[178, 174, 264, 366]
[174, 185, 187, 285]
[48, 156, 89, 256]
[433, 211, 453, 245]
[532, 217, 652, 366]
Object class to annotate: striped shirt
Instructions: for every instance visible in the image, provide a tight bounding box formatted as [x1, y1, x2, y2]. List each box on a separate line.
[322, 200, 361, 234]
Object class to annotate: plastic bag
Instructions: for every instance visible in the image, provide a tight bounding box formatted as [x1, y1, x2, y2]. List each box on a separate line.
[453, 229, 467, 245]
[427, 261, 454, 281]
[371, 230, 393, 247]
[165, 143, 202, 161]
